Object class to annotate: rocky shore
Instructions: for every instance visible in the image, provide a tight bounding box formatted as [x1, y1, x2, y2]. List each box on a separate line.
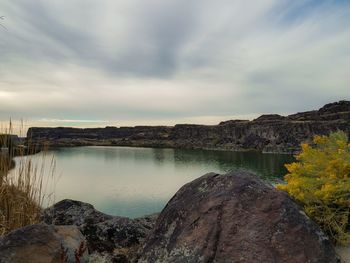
[27, 101, 350, 153]
[0, 171, 343, 262]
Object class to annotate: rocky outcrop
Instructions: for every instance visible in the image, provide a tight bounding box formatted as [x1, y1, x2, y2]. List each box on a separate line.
[27, 101, 350, 153]
[138, 171, 338, 263]
[42, 199, 158, 262]
[0, 224, 88, 263]
[42, 199, 114, 226]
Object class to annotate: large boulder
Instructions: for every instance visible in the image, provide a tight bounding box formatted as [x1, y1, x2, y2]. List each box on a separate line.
[42, 199, 114, 226]
[42, 199, 157, 261]
[138, 171, 339, 263]
[0, 224, 88, 263]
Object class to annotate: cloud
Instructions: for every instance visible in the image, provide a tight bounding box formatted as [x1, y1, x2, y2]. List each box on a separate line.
[0, 0, 349, 127]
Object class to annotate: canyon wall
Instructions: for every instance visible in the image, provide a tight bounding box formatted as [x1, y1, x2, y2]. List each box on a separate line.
[27, 101, 350, 153]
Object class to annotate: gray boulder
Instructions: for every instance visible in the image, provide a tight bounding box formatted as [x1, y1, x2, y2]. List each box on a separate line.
[138, 171, 339, 263]
[42, 199, 114, 226]
[42, 199, 157, 261]
[0, 224, 88, 263]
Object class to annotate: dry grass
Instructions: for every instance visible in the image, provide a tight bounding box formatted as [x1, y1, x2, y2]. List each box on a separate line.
[0, 121, 55, 235]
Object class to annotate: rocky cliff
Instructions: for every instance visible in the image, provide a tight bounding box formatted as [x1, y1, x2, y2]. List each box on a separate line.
[27, 101, 350, 153]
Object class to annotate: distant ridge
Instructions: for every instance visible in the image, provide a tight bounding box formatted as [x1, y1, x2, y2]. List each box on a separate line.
[27, 101, 350, 153]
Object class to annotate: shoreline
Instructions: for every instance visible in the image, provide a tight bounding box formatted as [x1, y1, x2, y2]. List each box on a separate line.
[26, 101, 350, 154]
[38, 143, 297, 155]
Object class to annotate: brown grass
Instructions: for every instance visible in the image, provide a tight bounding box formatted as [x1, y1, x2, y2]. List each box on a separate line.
[0, 121, 55, 235]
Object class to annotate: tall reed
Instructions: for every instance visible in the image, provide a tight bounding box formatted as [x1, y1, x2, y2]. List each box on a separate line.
[0, 120, 55, 235]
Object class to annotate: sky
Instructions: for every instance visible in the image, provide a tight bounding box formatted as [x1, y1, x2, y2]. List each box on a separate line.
[0, 0, 350, 132]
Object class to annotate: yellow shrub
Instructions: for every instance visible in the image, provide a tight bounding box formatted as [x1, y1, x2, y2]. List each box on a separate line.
[277, 131, 350, 245]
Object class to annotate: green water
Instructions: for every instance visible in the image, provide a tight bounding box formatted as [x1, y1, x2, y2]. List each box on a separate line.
[12, 146, 294, 218]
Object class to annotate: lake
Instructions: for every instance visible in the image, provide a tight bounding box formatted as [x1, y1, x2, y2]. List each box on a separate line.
[11, 146, 294, 218]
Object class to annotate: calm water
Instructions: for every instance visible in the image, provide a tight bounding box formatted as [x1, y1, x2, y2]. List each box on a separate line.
[11, 146, 294, 218]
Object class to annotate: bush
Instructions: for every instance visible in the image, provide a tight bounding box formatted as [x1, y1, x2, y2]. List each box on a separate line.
[277, 131, 350, 245]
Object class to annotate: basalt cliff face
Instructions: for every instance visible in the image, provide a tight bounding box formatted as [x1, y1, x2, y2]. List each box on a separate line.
[27, 101, 350, 153]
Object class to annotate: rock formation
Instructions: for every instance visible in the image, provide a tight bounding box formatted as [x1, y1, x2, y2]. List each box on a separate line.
[27, 101, 350, 153]
[41, 199, 158, 262]
[138, 171, 338, 263]
[0, 224, 88, 263]
[0, 171, 340, 262]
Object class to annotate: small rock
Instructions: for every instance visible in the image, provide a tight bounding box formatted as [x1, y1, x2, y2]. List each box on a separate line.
[0, 223, 88, 263]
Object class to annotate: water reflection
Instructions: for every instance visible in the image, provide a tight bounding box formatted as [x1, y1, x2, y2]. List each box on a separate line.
[11, 146, 294, 218]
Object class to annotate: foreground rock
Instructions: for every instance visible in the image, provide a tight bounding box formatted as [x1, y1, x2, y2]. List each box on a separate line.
[139, 171, 338, 263]
[42, 199, 157, 261]
[0, 224, 88, 263]
[27, 101, 350, 153]
[0, 171, 340, 262]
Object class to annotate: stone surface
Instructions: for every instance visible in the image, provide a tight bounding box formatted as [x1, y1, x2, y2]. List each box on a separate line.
[336, 246, 350, 263]
[42, 199, 114, 226]
[27, 101, 350, 153]
[138, 171, 339, 263]
[42, 199, 157, 261]
[0, 224, 88, 263]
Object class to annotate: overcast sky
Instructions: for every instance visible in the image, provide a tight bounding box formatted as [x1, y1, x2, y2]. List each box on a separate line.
[0, 0, 349, 131]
